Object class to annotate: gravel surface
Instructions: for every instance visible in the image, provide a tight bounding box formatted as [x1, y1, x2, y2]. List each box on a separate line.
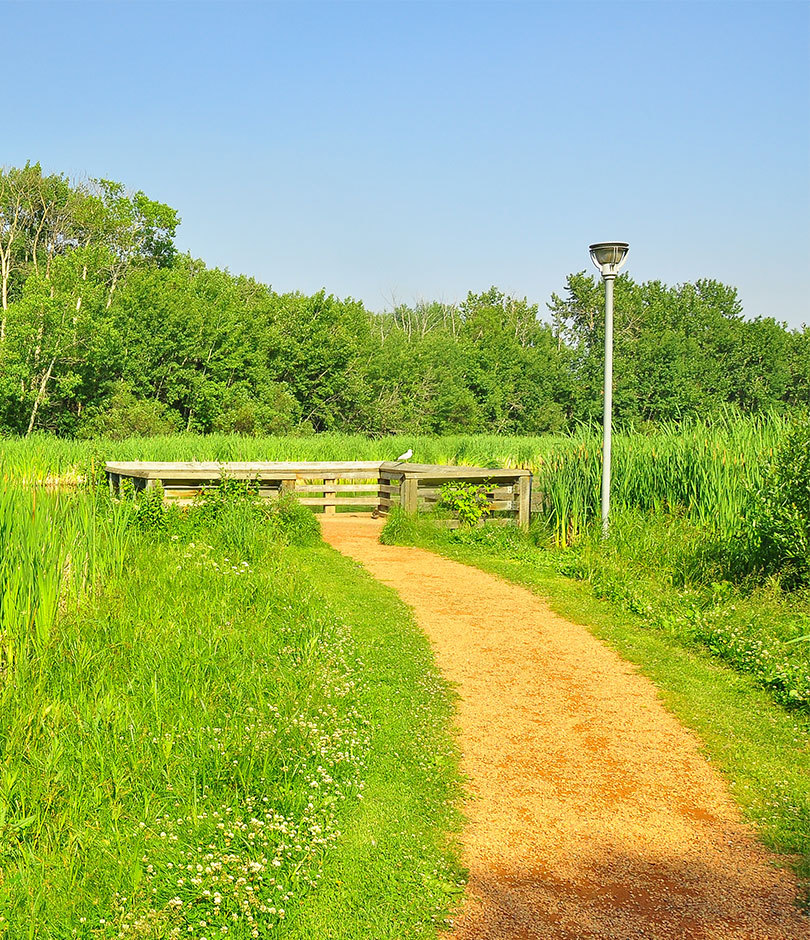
[321, 516, 808, 939]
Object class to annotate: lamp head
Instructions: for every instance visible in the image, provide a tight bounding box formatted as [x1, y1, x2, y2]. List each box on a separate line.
[589, 241, 629, 278]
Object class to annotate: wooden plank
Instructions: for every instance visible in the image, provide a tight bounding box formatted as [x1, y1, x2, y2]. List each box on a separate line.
[378, 483, 402, 494]
[417, 485, 516, 499]
[106, 460, 385, 472]
[110, 469, 298, 482]
[293, 472, 381, 482]
[295, 483, 379, 492]
[106, 460, 528, 477]
[404, 470, 528, 483]
[297, 497, 380, 507]
[386, 462, 529, 478]
[418, 498, 516, 511]
[517, 475, 531, 530]
[434, 517, 511, 528]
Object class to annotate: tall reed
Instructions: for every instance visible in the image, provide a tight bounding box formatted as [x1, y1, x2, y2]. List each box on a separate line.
[0, 488, 131, 675]
[0, 414, 792, 546]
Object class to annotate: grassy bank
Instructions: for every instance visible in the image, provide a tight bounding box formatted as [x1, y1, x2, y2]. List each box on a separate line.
[380, 510, 810, 902]
[0, 490, 463, 938]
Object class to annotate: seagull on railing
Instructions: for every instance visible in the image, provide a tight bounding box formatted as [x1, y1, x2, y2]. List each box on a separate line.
[372, 448, 414, 518]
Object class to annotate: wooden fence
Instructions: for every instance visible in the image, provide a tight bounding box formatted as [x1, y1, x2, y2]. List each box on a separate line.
[105, 460, 532, 528]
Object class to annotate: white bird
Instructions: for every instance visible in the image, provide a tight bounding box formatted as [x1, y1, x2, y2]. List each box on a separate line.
[397, 448, 413, 461]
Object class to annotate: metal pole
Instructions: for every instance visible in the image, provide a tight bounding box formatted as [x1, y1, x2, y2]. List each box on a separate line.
[601, 274, 615, 537]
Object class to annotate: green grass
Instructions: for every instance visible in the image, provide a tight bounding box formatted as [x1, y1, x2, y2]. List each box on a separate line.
[0, 491, 464, 938]
[381, 511, 810, 902]
[281, 545, 464, 938]
[1, 414, 794, 548]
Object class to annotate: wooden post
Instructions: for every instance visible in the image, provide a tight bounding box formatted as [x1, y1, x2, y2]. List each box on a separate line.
[323, 476, 336, 514]
[517, 474, 531, 531]
[402, 476, 418, 515]
[280, 479, 294, 498]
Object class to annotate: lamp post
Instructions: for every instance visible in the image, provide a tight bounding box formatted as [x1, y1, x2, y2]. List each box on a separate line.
[589, 241, 629, 536]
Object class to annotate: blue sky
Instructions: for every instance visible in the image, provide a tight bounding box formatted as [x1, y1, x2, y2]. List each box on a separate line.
[5, 1, 809, 326]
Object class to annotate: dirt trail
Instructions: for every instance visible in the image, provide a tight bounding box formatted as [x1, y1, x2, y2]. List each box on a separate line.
[320, 516, 808, 940]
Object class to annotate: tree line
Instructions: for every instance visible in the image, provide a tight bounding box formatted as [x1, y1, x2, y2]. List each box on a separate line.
[1, 163, 807, 438]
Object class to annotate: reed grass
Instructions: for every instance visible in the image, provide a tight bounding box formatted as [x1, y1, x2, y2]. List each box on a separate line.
[0, 488, 131, 676]
[0, 413, 791, 546]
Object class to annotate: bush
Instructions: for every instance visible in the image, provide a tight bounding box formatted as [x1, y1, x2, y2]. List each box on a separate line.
[449, 519, 528, 554]
[751, 418, 810, 588]
[116, 476, 321, 555]
[212, 383, 300, 435]
[439, 481, 492, 526]
[78, 383, 181, 439]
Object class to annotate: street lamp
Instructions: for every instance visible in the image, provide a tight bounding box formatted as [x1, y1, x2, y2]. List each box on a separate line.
[589, 241, 629, 536]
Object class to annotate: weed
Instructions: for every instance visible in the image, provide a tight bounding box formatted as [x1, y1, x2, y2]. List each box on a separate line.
[438, 482, 491, 526]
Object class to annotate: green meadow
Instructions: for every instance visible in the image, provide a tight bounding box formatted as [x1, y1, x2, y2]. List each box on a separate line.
[1, 413, 809, 929]
[0, 484, 463, 938]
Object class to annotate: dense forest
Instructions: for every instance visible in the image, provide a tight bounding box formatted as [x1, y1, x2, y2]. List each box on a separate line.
[1, 163, 808, 438]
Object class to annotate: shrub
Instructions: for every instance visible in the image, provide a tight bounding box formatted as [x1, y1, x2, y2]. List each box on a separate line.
[450, 519, 528, 554]
[439, 481, 492, 526]
[212, 383, 300, 435]
[118, 476, 321, 555]
[78, 383, 181, 439]
[751, 418, 810, 588]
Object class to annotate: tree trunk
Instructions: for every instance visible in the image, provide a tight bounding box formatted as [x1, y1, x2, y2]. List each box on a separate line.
[26, 356, 56, 436]
[0, 254, 8, 341]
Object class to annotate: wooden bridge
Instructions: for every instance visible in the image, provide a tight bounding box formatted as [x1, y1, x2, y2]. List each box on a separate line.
[105, 460, 532, 529]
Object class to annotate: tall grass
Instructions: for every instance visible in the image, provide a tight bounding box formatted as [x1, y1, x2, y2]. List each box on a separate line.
[1, 413, 792, 546]
[532, 417, 786, 545]
[0, 487, 463, 937]
[0, 488, 131, 675]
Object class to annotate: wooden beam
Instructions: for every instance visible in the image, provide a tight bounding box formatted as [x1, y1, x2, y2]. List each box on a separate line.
[297, 497, 380, 507]
[418, 498, 516, 511]
[322, 476, 336, 514]
[295, 483, 379, 493]
[401, 477, 418, 514]
[417, 486, 516, 500]
[517, 475, 531, 531]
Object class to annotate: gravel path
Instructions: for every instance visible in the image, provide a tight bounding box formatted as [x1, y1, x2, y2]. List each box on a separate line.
[320, 516, 808, 939]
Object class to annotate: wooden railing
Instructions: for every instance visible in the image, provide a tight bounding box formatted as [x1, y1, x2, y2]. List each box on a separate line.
[105, 460, 532, 528]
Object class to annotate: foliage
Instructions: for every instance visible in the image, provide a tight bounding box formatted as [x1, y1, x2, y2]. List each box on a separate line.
[1, 164, 808, 439]
[77, 382, 181, 439]
[447, 520, 527, 554]
[117, 476, 321, 554]
[130, 479, 170, 533]
[438, 481, 492, 526]
[751, 418, 810, 588]
[0, 486, 131, 674]
[552, 523, 810, 711]
[0, 416, 803, 573]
